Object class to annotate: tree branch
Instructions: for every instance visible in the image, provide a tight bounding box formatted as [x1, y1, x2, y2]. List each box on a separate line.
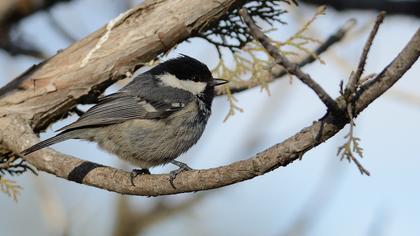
[1, 28, 418, 196]
[215, 18, 356, 96]
[346, 12, 385, 96]
[239, 8, 340, 113]
[0, 0, 418, 196]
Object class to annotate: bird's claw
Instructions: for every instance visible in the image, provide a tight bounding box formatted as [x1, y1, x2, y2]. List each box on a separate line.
[169, 161, 193, 189]
[130, 168, 150, 186]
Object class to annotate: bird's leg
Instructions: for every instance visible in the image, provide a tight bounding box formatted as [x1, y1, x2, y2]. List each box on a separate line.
[169, 160, 193, 188]
[130, 168, 150, 186]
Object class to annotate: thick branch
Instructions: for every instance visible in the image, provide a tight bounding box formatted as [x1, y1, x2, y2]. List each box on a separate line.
[355, 29, 419, 112]
[239, 8, 340, 113]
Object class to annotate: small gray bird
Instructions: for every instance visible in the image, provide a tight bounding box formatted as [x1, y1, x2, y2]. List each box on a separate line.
[22, 55, 227, 184]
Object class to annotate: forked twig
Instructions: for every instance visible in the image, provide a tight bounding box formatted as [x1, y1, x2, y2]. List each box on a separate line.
[239, 8, 340, 113]
[346, 12, 385, 96]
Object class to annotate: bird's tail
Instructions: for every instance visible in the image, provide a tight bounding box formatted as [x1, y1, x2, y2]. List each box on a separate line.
[22, 131, 78, 156]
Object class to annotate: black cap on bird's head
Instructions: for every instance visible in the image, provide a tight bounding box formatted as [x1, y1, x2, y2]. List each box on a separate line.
[149, 54, 228, 86]
[150, 55, 228, 108]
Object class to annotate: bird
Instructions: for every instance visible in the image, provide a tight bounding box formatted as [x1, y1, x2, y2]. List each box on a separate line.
[22, 55, 227, 186]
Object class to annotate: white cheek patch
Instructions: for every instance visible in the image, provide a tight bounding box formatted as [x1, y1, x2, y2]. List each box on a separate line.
[158, 73, 206, 95]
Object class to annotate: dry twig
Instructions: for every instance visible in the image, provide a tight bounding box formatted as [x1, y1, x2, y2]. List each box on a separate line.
[346, 12, 385, 96]
[337, 12, 386, 175]
[239, 8, 340, 113]
[215, 16, 356, 96]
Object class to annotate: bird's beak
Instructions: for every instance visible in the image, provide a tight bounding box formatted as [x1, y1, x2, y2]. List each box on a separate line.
[210, 78, 228, 87]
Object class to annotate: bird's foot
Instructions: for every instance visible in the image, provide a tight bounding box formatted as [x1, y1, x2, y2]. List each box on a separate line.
[130, 168, 150, 186]
[169, 160, 193, 189]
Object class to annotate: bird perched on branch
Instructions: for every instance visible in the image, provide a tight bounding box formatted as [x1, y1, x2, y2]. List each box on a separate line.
[22, 55, 227, 186]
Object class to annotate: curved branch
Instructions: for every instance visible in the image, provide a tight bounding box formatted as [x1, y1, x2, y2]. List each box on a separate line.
[0, 0, 418, 196]
[1, 28, 418, 196]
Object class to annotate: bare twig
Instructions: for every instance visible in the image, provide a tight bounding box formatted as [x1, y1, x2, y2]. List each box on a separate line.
[337, 12, 385, 175]
[346, 11, 385, 96]
[239, 8, 340, 113]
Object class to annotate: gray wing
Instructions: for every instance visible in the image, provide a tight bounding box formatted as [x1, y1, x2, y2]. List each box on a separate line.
[58, 75, 194, 132]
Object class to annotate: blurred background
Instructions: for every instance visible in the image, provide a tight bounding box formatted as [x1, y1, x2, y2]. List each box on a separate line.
[0, 0, 419, 235]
